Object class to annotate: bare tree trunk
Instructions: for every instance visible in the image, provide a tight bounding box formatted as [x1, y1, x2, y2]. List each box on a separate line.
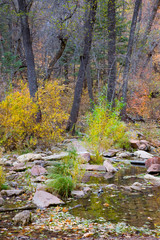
[66, 0, 97, 133]
[120, 0, 142, 120]
[18, 0, 41, 122]
[86, 61, 94, 110]
[44, 35, 69, 82]
[107, 0, 116, 103]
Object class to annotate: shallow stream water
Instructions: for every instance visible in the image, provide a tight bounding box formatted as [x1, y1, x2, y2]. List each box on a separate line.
[67, 166, 160, 229]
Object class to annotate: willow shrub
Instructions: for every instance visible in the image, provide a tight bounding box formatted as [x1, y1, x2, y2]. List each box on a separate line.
[84, 99, 130, 154]
[0, 166, 5, 190]
[0, 81, 68, 150]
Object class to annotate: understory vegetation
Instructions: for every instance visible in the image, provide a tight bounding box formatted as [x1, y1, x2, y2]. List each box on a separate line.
[84, 98, 130, 154]
[0, 166, 5, 190]
[46, 149, 85, 198]
[0, 81, 68, 150]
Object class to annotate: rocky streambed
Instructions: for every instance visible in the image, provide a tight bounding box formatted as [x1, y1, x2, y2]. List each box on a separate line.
[1, 139, 160, 239]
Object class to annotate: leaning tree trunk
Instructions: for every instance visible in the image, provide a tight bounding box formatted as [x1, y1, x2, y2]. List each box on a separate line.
[66, 0, 97, 133]
[107, 0, 116, 103]
[121, 0, 142, 120]
[18, 0, 41, 122]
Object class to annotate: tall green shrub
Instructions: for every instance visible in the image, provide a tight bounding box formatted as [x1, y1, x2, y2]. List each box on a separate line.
[84, 98, 130, 152]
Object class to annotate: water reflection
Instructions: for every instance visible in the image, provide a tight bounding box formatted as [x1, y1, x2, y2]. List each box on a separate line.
[68, 166, 160, 229]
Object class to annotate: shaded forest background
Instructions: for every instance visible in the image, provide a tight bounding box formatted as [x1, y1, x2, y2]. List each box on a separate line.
[0, 0, 160, 145]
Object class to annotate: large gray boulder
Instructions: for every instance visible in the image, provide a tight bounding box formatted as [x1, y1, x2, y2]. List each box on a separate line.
[33, 190, 64, 208]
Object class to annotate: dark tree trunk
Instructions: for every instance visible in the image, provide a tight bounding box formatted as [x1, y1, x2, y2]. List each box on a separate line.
[66, 0, 97, 133]
[44, 35, 69, 82]
[107, 0, 116, 103]
[18, 0, 38, 99]
[18, 0, 41, 122]
[121, 0, 142, 119]
[86, 62, 94, 110]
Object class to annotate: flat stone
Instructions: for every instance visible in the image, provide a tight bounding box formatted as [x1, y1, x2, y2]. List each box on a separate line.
[33, 190, 64, 208]
[1, 189, 25, 197]
[30, 165, 47, 176]
[12, 163, 26, 171]
[144, 174, 160, 186]
[134, 150, 153, 159]
[130, 182, 143, 191]
[117, 152, 133, 158]
[103, 159, 117, 173]
[80, 164, 106, 171]
[43, 152, 68, 161]
[105, 184, 118, 189]
[103, 149, 119, 157]
[71, 190, 85, 198]
[17, 153, 43, 163]
[147, 164, 160, 173]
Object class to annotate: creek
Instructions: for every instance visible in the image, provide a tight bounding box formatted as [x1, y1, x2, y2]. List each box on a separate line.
[67, 165, 160, 229]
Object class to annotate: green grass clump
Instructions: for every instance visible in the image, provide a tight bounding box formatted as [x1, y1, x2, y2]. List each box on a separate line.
[0, 166, 5, 190]
[46, 149, 85, 198]
[84, 98, 130, 153]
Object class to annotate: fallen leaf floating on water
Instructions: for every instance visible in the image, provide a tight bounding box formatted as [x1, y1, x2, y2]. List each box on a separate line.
[103, 203, 109, 207]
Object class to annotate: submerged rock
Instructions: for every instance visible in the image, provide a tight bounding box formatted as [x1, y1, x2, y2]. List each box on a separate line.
[33, 190, 64, 208]
[13, 210, 32, 225]
[130, 182, 143, 191]
[144, 174, 160, 186]
[71, 190, 85, 198]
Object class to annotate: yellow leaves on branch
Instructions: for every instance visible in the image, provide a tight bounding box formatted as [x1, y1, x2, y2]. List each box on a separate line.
[0, 81, 68, 149]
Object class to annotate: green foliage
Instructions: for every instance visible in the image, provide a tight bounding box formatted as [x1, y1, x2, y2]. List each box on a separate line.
[84, 98, 130, 153]
[0, 166, 5, 190]
[0, 81, 68, 150]
[46, 149, 84, 198]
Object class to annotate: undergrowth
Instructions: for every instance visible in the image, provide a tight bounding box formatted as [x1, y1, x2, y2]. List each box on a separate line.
[0, 81, 68, 150]
[0, 166, 5, 190]
[46, 149, 85, 199]
[84, 98, 130, 154]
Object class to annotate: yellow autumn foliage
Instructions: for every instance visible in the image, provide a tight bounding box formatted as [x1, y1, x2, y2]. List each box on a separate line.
[0, 81, 68, 150]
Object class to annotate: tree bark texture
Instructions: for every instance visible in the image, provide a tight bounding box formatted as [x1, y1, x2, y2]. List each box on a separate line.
[18, 0, 42, 122]
[86, 62, 94, 110]
[121, 0, 142, 119]
[18, 0, 38, 99]
[107, 0, 116, 103]
[66, 0, 97, 133]
[44, 35, 69, 82]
